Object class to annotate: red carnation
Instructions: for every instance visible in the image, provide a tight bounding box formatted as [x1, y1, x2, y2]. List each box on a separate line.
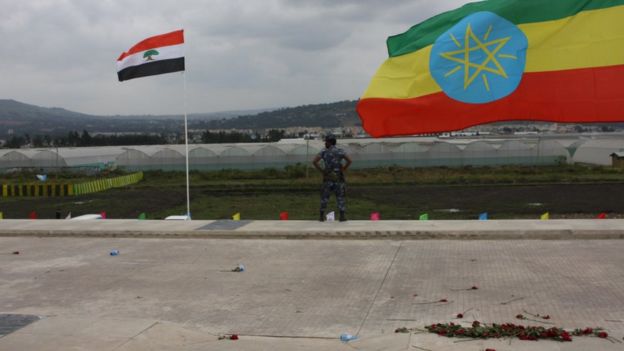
[230, 334, 239, 340]
[597, 331, 608, 338]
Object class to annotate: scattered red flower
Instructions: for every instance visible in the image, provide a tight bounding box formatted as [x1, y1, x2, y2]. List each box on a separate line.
[425, 322, 605, 342]
[230, 334, 239, 340]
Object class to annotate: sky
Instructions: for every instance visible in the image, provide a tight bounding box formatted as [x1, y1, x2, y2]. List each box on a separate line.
[0, 0, 467, 116]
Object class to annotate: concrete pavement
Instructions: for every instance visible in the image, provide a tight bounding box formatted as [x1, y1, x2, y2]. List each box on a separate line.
[1, 237, 623, 350]
[0, 218, 624, 239]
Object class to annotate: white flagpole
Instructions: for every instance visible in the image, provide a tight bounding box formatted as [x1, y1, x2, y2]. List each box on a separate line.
[183, 72, 191, 219]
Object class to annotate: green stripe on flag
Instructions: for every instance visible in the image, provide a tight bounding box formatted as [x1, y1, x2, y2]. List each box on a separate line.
[388, 0, 624, 57]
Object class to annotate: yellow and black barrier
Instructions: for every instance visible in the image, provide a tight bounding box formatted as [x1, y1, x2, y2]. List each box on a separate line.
[1, 172, 143, 198]
[1, 183, 73, 197]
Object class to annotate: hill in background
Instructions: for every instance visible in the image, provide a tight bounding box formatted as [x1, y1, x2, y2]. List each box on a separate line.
[0, 99, 359, 138]
[195, 100, 360, 130]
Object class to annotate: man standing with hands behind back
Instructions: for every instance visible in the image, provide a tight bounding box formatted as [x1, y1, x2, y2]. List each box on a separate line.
[312, 134, 352, 222]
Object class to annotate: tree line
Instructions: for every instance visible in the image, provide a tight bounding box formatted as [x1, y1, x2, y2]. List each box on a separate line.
[200, 129, 285, 143]
[3, 130, 168, 148]
[2, 129, 288, 148]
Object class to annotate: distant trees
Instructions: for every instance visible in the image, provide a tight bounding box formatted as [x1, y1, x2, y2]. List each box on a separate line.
[201, 130, 257, 143]
[5, 135, 27, 148]
[265, 129, 285, 142]
[2, 130, 167, 148]
[2, 128, 291, 148]
[200, 129, 286, 143]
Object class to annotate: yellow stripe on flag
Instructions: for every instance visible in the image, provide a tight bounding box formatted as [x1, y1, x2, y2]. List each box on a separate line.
[541, 212, 550, 220]
[363, 5, 624, 100]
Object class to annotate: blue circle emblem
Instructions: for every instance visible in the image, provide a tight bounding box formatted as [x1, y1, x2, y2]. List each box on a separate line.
[429, 11, 528, 104]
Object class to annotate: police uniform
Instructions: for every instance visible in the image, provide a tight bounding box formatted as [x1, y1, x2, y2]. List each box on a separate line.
[318, 145, 347, 214]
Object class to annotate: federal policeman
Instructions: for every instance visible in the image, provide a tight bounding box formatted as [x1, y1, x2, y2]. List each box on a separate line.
[312, 134, 352, 222]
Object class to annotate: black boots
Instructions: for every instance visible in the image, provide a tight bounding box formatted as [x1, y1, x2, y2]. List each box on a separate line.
[319, 211, 325, 222]
[339, 211, 347, 222]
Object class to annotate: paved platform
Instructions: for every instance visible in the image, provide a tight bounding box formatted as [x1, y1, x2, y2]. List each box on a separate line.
[1, 237, 623, 350]
[0, 219, 624, 239]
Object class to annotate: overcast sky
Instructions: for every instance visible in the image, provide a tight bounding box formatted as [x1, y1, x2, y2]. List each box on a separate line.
[1, 0, 467, 116]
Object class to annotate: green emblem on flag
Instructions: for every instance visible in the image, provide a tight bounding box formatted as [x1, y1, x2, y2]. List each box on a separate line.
[143, 49, 159, 61]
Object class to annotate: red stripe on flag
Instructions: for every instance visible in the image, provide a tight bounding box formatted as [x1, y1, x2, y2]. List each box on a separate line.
[357, 64, 624, 137]
[117, 29, 184, 61]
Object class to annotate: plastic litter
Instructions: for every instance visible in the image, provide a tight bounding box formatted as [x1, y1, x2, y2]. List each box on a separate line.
[232, 264, 245, 272]
[340, 333, 357, 342]
[326, 211, 335, 222]
[110, 249, 119, 256]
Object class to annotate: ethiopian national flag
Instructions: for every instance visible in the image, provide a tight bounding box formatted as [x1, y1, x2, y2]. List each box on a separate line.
[357, 0, 624, 137]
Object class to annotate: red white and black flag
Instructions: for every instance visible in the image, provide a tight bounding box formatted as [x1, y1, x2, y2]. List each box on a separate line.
[117, 29, 185, 82]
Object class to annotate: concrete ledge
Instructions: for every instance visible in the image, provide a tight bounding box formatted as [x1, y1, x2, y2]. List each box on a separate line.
[0, 219, 623, 239]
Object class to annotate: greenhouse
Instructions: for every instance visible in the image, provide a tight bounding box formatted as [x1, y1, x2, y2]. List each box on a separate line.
[1, 134, 623, 173]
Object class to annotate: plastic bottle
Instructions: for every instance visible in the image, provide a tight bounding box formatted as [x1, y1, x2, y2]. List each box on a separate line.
[110, 249, 119, 256]
[340, 333, 357, 342]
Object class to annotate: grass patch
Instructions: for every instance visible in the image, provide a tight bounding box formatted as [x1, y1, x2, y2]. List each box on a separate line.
[1, 165, 623, 219]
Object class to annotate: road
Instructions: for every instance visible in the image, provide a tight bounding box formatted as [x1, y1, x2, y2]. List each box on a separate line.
[1, 236, 623, 350]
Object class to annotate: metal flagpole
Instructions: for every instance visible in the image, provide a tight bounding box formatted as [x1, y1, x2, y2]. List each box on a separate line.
[183, 72, 191, 219]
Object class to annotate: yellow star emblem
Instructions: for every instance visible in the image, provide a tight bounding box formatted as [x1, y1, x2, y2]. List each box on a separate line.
[440, 24, 517, 91]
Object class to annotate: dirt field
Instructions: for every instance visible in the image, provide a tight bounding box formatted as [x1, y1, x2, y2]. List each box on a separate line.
[2, 182, 623, 220]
